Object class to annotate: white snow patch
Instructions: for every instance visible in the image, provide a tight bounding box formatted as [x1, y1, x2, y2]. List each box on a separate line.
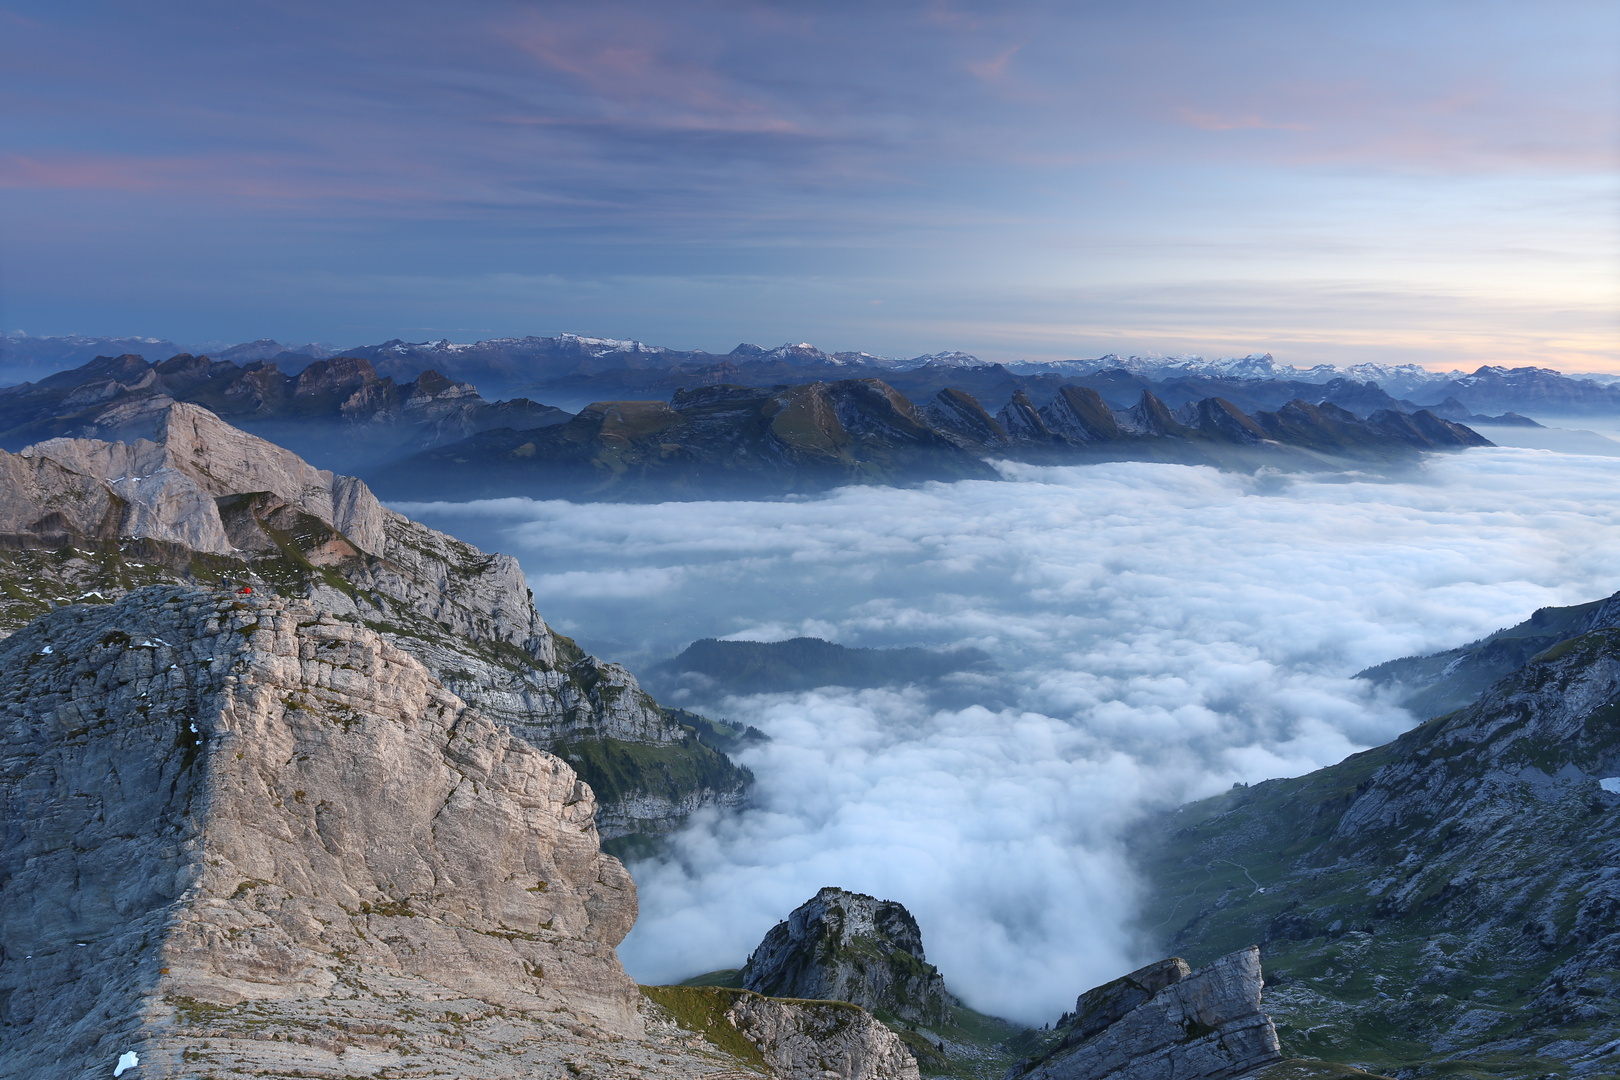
[1600, 778, 1620, 793]
[114, 1051, 139, 1076]
[38, 645, 52, 655]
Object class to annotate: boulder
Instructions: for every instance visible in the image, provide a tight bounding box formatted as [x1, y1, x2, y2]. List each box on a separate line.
[1008, 947, 1282, 1080]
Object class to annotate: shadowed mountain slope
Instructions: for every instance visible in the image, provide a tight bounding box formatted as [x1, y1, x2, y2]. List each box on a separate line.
[1133, 614, 1620, 1078]
[0, 352, 569, 472]
[372, 382, 1490, 501]
[658, 637, 996, 696]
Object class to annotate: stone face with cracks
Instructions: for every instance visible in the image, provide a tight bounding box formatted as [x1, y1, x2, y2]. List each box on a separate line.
[0, 586, 918, 1080]
[1010, 947, 1283, 1080]
[0, 586, 640, 1077]
[744, 886, 953, 1027]
[0, 402, 749, 837]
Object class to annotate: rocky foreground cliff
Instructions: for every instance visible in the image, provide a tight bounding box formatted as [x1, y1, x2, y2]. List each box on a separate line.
[0, 402, 750, 841]
[0, 587, 917, 1080]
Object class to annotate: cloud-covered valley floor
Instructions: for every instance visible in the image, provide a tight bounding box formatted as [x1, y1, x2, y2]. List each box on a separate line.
[398, 449, 1620, 1024]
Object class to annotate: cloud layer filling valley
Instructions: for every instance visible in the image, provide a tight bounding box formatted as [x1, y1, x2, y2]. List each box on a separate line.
[399, 449, 1620, 1023]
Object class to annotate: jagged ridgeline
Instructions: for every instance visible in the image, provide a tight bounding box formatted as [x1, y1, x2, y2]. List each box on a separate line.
[371, 380, 1491, 502]
[0, 401, 748, 845]
[0, 351, 570, 471]
[1133, 611, 1620, 1078]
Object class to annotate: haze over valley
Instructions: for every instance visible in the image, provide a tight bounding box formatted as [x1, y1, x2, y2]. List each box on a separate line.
[3, 2, 1618, 1076]
[398, 446, 1620, 1020]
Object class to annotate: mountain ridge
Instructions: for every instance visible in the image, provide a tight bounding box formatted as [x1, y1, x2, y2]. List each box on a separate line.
[1133, 600, 1620, 1078]
[371, 380, 1490, 502]
[0, 401, 750, 843]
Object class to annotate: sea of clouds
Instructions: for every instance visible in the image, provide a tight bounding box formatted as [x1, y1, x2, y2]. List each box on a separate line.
[398, 447, 1620, 1024]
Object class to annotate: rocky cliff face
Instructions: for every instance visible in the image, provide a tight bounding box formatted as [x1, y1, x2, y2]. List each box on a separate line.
[0, 403, 750, 839]
[1134, 617, 1620, 1078]
[1008, 948, 1282, 1080]
[744, 887, 953, 1027]
[0, 587, 908, 1080]
[0, 587, 640, 1075]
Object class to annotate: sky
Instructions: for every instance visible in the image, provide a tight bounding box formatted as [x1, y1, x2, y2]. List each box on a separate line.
[1, 1, 1617, 371]
[401, 444, 1620, 1022]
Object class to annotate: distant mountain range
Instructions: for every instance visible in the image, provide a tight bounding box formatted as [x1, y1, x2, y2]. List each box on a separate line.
[7, 331, 1620, 418]
[0, 351, 1498, 501]
[371, 381, 1489, 501]
[0, 351, 568, 471]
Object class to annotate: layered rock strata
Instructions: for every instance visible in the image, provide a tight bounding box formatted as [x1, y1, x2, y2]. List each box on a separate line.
[0, 587, 908, 1080]
[0, 587, 640, 1075]
[1008, 947, 1282, 1080]
[744, 887, 953, 1027]
[0, 403, 751, 837]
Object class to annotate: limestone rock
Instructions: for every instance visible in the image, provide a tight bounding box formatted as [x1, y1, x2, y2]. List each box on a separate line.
[641, 986, 921, 1080]
[1007, 947, 1283, 1080]
[0, 402, 750, 837]
[0, 586, 646, 1077]
[723, 992, 923, 1080]
[22, 401, 388, 555]
[744, 886, 953, 1026]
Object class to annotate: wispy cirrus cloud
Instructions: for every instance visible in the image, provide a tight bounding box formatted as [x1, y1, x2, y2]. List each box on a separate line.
[0, 0, 1614, 365]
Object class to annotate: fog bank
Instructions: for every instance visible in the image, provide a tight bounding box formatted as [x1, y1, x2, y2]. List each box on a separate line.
[398, 448, 1620, 1023]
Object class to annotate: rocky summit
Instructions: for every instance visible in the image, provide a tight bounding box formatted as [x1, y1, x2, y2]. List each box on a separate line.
[744, 887, 954, 1028]
[1006, 948, 1283, 1080]
[0, 586, 918, 1080]
[0, 401, 750, 843]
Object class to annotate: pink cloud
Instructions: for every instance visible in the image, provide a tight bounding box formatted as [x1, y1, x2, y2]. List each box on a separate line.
[501, 13, 805, 136]
[967, 42, 1022, 83]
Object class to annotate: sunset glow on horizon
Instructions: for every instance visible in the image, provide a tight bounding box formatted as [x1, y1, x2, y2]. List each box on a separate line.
[1, 1, 1615, 372]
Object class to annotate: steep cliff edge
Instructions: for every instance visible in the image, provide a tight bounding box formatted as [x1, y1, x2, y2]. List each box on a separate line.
[0, 587, 913, 1080]
[0, 587, 640, 1076]
[0, 402, 750, 839]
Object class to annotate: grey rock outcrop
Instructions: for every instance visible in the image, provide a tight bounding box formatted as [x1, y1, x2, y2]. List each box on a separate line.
[1008, 947, 1282, 1080]
[1037, 386, 1121, 443]
[744, 886, 953, 1026]
[0, 403, 750, 837]
[722, 992, 923, 1080]
[0, 587, 644, 1076]
[0, 586, 884, 1080]
[22, 402, 389, 555]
